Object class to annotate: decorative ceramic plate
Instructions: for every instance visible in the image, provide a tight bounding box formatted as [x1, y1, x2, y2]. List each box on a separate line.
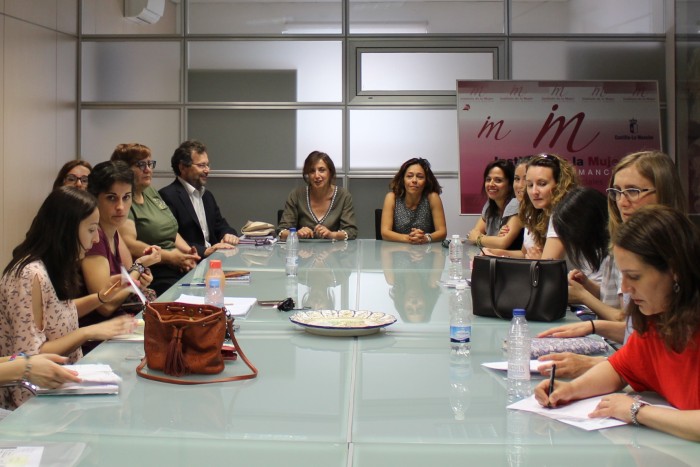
[289, 310, 397, 337]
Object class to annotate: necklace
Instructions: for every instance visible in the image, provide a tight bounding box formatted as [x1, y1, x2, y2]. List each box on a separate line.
[306, 185, 338, 225]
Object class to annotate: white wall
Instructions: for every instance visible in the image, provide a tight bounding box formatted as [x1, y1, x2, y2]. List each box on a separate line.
[0, 1, 78, 267]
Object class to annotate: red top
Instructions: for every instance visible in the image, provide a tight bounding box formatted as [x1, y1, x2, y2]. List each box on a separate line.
[609, 323, 700, 410]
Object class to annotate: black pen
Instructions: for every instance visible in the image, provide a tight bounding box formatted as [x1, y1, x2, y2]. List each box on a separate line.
[547, 364, 557, 408]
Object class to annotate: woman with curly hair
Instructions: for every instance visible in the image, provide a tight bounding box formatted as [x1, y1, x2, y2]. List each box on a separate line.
[380, 157, 447, 244]
[484, 153, 578, 259]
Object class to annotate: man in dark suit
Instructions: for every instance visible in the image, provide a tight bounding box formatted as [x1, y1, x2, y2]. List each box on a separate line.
[159, 140, 239, 259]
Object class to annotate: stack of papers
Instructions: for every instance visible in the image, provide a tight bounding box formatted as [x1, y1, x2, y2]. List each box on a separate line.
[37, 364, 121, 396]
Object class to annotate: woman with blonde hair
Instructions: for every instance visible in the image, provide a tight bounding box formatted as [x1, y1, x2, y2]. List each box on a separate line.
[485, 153, 578, 259]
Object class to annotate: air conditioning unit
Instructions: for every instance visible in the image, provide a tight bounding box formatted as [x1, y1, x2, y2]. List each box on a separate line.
[124, 0, 165, 25]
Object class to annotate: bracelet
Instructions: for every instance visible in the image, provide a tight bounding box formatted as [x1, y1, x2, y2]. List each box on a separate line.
[129, 260, 146, 276]
[425, 233, 432, 244]
[97, 291, 106, 304]
[339, 230, 349, 242]
[9, 352, 26, 361]
[21, 355, 32, 382]
[590, 320, 596, 335]
[476, 234, 484, 248]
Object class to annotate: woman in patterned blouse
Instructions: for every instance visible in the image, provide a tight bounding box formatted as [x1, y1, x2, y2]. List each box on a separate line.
[380, 158, 447, 244]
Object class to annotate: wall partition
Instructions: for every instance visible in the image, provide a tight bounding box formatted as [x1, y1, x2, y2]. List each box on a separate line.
[79, 0, 670, 237]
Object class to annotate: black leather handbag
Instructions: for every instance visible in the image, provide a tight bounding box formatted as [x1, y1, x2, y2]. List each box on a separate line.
[470, 256, 568, 322]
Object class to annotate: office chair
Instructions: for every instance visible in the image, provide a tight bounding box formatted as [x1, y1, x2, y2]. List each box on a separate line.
[374, 208, 383, 240]
[277, 209, 284, 225]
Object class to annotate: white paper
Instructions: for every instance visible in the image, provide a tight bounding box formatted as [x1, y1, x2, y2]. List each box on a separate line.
[482, 360, 552, 373]
[111, 318, 145, 342]
[507, 394, 628, 431]
[120, 265, 147, 305]
[174, 294, 257, 317]
[0, 446, 43, 467]
[37, 364, 121, 395]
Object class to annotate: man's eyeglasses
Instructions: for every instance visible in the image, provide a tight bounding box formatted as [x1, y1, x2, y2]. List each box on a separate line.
[134, 160, 157, 171]
[192, 163, 210, 169]
[606, 187, 656, 202]
[64, 174, 88, 184]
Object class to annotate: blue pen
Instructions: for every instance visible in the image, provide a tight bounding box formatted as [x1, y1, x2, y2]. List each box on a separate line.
[179, 283, 207, 287]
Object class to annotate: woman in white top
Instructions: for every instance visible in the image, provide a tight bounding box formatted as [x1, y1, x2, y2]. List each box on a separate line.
[467, 159, 523, 250]
[484, 153, 578, 260]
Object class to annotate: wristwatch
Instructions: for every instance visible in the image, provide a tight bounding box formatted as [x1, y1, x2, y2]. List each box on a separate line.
[630, 397, 649, 426]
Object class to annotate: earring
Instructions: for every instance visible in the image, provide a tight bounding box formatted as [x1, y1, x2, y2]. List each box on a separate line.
[673, 281, 680, 294]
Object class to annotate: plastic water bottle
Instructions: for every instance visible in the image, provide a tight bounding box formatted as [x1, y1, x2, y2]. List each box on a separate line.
[448, 354, 472, 421]
[448, 234, 463, 280]
[286, 228, 299, 277]
[205, 278, 224, 308]
[449, 281, 471, 357]
[205, 258, 226, 297]
[507, 308, 531, 400]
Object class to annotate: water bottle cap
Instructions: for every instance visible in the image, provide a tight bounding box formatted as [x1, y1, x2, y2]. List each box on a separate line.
[209, 278, 221, 287]
[209, 259, 222, 269]
[513, 308, 526, 316]
[452, 234, 460, 239]
[289, 228, 297, 233]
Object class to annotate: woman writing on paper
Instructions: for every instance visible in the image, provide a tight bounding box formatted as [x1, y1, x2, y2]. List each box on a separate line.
[380, 157, 447, 244]
[0, 188, 136, 409]
[535, 206, 700, 441]
[466, 159, 523, 250]
[278, 151, 358, 241]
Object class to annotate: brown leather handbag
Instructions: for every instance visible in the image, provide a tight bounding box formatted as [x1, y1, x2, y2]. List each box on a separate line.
[136, 302, 257, 384]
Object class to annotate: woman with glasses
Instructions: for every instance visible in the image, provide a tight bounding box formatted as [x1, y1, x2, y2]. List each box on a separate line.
[52, 160, 92, 191]
[0, 188, 135, 409]
[380, 157, 447, 244]
[278, 151, 358, 241]
[536, 206, 700, 442]
[111, 143, 200, 295]
[484, 153, 578, 259]
[80, 161, 161, 353]
[466, 159, 523, 250]
[536, 150, 687, 378]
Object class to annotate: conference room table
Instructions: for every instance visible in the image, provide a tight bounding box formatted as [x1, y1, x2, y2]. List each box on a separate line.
[0, 240, 698, 466]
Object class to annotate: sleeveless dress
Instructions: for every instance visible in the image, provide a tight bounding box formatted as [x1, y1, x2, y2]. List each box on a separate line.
[393, 196, 434, 234]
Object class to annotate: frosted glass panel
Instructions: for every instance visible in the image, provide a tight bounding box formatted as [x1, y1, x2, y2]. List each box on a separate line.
[81, 0, 181, 35]
[349, 0, 504, 34]
[82, 42, 180, 102]
[188, 41, 342, 103]
[512, 41, 665, 98]
[81, 109, 180, 168]
[511, 0, 665, 34]
[349, 109, 457, 170]
[187, 109, 342, 171]
[188, 1, 342, 35]
[361, 52, 493, 92]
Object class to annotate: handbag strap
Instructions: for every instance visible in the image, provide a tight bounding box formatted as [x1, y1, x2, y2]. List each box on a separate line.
[487, 257, 540, 319]
[136, 319, 258, 385]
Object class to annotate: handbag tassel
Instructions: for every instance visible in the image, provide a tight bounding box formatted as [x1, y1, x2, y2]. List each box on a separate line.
[165, 327, 189, 376]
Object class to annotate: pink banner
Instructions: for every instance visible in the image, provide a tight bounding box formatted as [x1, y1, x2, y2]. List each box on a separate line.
[457, 80, 661, 214]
